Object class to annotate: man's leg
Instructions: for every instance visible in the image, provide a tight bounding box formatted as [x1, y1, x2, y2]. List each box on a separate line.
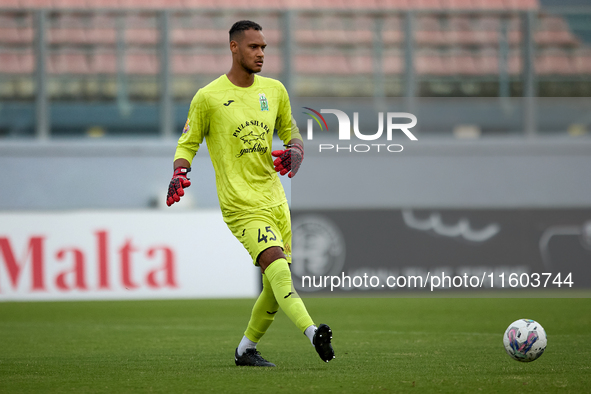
[235, 273, 278, 367]
[259, 249, 314, 334]
[239, 273, 279, 353]
[259, 247, 334, 362]
[226, 209, 333, 364]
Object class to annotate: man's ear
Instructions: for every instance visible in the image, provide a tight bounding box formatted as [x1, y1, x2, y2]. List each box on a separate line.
[230, 40, 239, 54]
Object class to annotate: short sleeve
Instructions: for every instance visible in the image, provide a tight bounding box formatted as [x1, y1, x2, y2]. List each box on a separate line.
[174, 90, 210, 165]
[275, 84, 302, 145]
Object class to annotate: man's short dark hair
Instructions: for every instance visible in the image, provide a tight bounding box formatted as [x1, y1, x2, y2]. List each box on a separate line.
[229, 20, 262, 43]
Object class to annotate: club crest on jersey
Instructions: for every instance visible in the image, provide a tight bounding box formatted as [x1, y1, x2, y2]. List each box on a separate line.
[182, 119, 190, 134]
[259, 93, 269, 112]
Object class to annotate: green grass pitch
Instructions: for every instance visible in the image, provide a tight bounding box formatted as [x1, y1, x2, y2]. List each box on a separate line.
[1, 296, 590, 393]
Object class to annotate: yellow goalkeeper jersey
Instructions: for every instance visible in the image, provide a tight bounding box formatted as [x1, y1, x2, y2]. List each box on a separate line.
[174, 74, 302, 215]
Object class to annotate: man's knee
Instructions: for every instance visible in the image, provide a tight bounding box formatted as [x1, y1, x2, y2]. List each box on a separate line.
[258, 246, 286, 273]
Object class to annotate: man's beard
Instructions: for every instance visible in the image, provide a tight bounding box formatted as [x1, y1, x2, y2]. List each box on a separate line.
[240, 57, 261, 74]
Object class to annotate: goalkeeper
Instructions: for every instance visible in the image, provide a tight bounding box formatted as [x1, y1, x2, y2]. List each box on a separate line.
[166, 20, 334, 367]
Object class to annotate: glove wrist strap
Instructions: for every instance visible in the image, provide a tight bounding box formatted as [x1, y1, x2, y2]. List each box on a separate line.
[284, 144, 304, 155]
[173, 167, 191, 177]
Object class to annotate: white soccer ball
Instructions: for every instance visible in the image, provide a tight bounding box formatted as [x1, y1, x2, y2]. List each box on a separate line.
[503, 319, 547, 362]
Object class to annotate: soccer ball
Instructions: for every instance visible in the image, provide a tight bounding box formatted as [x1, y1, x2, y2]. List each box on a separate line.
[503, 319, 547, 362]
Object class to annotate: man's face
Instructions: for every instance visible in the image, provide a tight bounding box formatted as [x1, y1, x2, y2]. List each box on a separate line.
[232, 29, 267, 74]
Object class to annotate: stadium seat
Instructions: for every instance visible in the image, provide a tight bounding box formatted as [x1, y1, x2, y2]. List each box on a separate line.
[87, 14, 117, 45]
[260, 53, 282, 74]
[0, 14, 33, 44]
[380, 0, 411, 9]
[475, 47, 500, 74]
[382, 52, 403, 74]
[414, 0, 444, 10]
[126, 50, 159, 74]
[295, 54, 351, 75]
[0, 51, 34, 74]
[0, 16, 22, 44]
[13, 0, 47, 7]
[535, 16, 579, 47]
[172, 12, 215, 28]
[87, 27, 117, 45]
[49, 28, 88, 45]
[171, 29, 190, 45]
[232, 0, 276, 8]
[283, 0, 328, 8]
[85, 0, 123, 7]
[172, 29, 227, 46]
[181, 0, 220, 8]
[345, 0, 380, 9]
[171, 53, 226, 75]
[349, 51, 374, 74]
[382, 15, 403, 45]
[295, 29, 316, 45]
[315, 15, 349, 45]
[415, 16, 445, 46]
[4, 0, 591, 106]
[447, 49, 479, 75]
[474, 16, 501, 45]
[535, 49, 575, 75]
[90, 51, 117, 74]
[446, 0, 477, 10]
[48, 49, 91, 74]
[0, 26, 24, 44]
[348, 15, 374, 45]
[382, 29, 403, 45]
[51, 0, 91, 7]
[502, 15, 522, 45]
[508, 50, 522, 74]
[318, 29, 350, 45]
[473, 0, 506, 9]
[294, 14, 320, 44]
[0, 0, 19, 7]
[445, 16, 476, 46]
[119, 0, 165, 8]
[573, 48, 591, 75]
[504, 0, 539, 10]
[0, 53, 22, 74]
[126, 28, 159, 45]
[49, 13, 89, 45]
[415, 50, 447, 75]
[125, 14, 159, 45]
[266, 29, 282, 45]
[535, 30, 578, 47]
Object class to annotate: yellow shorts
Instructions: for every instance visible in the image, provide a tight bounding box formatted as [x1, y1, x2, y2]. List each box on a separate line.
[223, 202, 292, 266]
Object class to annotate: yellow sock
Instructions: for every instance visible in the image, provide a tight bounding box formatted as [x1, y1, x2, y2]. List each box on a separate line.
[264, 258, 315, 333]
[244, 273, 279, 342]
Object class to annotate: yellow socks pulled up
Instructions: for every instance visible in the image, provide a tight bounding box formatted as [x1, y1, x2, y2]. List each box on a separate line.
[263, 258, 315, 333]
[244, 272, 279, 343]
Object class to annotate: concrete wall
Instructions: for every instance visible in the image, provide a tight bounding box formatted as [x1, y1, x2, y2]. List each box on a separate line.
[1, 137, 590, 211]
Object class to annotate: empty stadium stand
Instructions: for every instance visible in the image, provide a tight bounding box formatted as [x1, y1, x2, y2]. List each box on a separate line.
[0, 0, 590, 135]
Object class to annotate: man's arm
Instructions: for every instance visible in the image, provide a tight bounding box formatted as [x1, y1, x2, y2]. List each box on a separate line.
[166, 90, 208, 207]
[174, 158, 191, 170]
[273, 105, 305, 178]
[287, 138, 303, 148]
[166, 158, 192, 207]
[166, 163, 191, 207]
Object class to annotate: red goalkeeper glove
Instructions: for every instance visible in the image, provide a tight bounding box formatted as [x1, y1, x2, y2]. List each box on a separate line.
[272, 143, 304, 178]
[166, 167, 191, 207]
